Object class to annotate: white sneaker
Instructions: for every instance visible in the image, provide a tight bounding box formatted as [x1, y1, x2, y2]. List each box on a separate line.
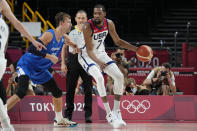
[113, 110, 126, 126]
[2, 125, 15, 131]
[106, 112, 121, 129]
[54, 118, 78, 127]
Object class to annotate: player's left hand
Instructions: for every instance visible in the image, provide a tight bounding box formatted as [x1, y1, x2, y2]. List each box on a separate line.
[61, 64, 68, 74]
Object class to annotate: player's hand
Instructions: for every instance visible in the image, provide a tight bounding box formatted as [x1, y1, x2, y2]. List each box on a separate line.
[32, 40, 47, 51]
[49, 55, 58, 64]
[61, 64, 68, 74]
[64, 34, 71, 43]
[72, 48, 81, 54]
[97, 61, 107, 70]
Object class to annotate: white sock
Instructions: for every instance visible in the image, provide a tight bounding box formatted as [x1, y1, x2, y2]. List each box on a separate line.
[0, 99, 11, 128]
[55, 111, 63, 122]
[113, 100, 120, 112]
[103, 102, 111, 115]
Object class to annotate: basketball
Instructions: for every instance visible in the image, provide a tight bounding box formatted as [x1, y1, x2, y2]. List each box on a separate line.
[136, 45, 153, 62]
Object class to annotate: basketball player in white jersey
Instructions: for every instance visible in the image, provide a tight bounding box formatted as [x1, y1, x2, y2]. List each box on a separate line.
[80, 4, 137, 128]
[0, 0, 45, 130]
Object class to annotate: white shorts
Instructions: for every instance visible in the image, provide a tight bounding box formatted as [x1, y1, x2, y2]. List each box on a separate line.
[0, 57, 7, 80]
[78, 51, 115, 73]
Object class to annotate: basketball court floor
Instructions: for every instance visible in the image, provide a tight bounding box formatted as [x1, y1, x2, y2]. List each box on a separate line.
[9, 122, 197, 131]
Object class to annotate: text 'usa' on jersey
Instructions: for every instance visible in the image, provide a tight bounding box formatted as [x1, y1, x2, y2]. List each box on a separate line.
[88, 18, 109, 53]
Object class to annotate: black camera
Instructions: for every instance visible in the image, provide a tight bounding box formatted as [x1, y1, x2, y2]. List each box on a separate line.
[125, 86, 132, 93]
[115, 53, 122, 58]
[160, 70, 167, 76]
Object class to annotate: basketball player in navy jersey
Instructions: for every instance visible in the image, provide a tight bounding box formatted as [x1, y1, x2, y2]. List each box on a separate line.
[80, 4, 138, 128]
[6, 12, 77, 127]
[0, 0, 45, 130]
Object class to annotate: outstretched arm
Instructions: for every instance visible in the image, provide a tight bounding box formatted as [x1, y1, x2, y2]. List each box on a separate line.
[83, 23, 107, 69]
[28, 32, 58, 64]
[0, 0, 46, 50]
[108, 20, 137, 52]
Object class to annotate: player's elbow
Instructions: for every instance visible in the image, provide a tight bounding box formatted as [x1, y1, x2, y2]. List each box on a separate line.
[114, 39, 122, 46]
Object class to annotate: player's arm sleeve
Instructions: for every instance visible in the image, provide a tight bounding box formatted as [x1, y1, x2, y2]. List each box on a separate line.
[28, 39, 47, 58]
[146, 70, 155, 80]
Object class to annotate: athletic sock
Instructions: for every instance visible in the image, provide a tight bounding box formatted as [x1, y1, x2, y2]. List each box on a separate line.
[55, 111, 63, 122]
[103, 102, 111, 115]
[113, 100, 120, 113]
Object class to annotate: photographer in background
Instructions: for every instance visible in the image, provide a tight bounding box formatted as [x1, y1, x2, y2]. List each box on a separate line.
[143, 63, 176, 95]
[124, 78, 149, 96]
[6, 61, 35, 96]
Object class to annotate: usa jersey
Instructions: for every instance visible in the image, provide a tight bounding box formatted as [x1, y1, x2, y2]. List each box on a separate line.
[87, 18, 109, 53]
[17, 29, 65, 84]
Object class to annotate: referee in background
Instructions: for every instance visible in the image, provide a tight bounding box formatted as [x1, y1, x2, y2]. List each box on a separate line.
[61, 10, 93, 123]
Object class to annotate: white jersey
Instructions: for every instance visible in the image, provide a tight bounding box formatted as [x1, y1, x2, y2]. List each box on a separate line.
[0, 14, 9, 58]
[0, 13, 9, 80]
[84, 18, 109, 54]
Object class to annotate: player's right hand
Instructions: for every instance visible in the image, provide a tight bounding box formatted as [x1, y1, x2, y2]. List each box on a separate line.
[97, 61, 107, 70]
[49, 55, 58, 64]
[61, 64, 68, 74]
[32, 40, 47, 51]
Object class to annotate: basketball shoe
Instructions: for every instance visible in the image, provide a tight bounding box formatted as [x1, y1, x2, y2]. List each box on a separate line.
[54, 118, 78, 127]
[106, 112, 121, 128]
[112, 110, 126, 126]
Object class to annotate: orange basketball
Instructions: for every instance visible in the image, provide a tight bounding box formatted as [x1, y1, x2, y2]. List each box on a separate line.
[136, 45, 153, 62]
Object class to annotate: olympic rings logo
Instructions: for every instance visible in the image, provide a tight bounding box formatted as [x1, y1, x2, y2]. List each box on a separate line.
[121, 100, 151, 114]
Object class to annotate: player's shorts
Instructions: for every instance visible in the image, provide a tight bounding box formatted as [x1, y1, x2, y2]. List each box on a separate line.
[17, 65, 52, 85]
[78, 51, 115, 73]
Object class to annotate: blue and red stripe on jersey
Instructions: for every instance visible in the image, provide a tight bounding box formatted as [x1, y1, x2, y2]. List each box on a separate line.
[88, 18, 108, 34]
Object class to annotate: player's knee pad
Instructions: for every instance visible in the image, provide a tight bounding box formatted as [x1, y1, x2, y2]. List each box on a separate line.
[51, 88, 62, 98]
[43, 78, 62, 98]
[112, 71, 124, 95]
[0, 80, 7, 105]
[16, 75, 30, 99]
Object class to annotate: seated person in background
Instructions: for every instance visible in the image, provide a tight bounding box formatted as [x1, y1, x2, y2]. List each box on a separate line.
[6, 62, 34, 96]
[143, 63, 176, 95]
[124, 78, 149, 96]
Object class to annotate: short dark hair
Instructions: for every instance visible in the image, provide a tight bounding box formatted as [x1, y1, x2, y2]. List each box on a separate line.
[76, 10, 87, 16]
[55, 12, 71, 27]
[162, 62, 171, 70]
[94, 4, 106, 12]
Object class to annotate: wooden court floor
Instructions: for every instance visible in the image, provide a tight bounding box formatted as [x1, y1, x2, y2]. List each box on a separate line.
[8, 123, 197, 131]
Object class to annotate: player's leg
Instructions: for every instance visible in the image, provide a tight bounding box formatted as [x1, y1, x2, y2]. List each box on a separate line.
[79, 53, 120, 128]
[42, 77, 77, 127]
[101, 53, 126, 126]
[0, 81, 14, 131]
[7, 75, 30, 111]
[79, 67, 93, 123]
